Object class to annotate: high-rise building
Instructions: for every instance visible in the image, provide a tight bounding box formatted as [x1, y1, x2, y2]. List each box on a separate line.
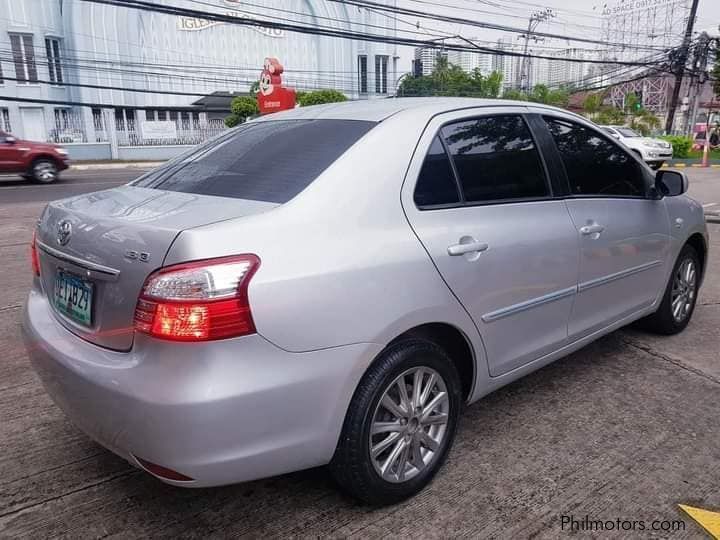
[493, 38, 520, 90]
[413, 47, 447, 76]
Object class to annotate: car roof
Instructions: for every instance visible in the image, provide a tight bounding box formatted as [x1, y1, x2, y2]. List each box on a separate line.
[251, 97, 574, 123]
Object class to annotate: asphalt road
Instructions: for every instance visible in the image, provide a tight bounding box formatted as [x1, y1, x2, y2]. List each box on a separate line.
[1, 167, 719, 538]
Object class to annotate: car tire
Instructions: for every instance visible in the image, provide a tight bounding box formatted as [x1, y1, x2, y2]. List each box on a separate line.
[639, 244, 700, 335]
[31, 159, 59, 184]
[650, 162, 663, 170]
[330, 339, 462, 505]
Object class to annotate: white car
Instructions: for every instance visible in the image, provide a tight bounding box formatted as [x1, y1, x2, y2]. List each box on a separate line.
[601, 126, 672, 169]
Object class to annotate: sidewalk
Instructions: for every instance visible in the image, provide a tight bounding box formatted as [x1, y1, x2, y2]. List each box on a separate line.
[70, 160, 165, 171]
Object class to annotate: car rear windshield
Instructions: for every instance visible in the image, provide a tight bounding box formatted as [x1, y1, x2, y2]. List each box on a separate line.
[131, 119, 376, 203]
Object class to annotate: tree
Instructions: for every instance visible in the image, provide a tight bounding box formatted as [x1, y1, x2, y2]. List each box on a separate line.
[224, 96, 259, 127]
[596, 106, 626, 125]
[397, 59, 503, 98]
[582, 92, 604, 118]
[630, 109, 661, 136]
[297, 89, 347, 106]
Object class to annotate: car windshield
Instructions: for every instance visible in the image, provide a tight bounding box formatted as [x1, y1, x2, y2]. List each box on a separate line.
[132, 119, 376, 203]
[617, 128, 641, 137]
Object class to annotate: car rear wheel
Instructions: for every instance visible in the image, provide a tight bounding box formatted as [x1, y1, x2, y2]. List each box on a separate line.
[639, 244, 700, 335]
[330, 339, 461, 505]
[32, 159, 59, 183]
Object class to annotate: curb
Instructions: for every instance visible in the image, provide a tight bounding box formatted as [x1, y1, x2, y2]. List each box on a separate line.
[661, 163, 720, 168]
[70, 162, 164, 171]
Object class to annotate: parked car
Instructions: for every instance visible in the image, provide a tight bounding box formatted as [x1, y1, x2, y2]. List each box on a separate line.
[23, 99, 708, 505]
[600, 125, 672, 169]
[0, 130, 70, 183]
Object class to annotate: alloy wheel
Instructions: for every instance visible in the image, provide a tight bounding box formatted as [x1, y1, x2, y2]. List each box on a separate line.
[369, 366, 450, 483]
[34, 161, 58, 182]
[671, 257, 697, 323]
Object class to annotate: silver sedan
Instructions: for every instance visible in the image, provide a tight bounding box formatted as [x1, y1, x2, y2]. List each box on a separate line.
[23, 98, 708, 505]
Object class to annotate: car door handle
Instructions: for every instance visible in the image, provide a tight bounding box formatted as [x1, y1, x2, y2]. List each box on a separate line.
[447, 241, 489, 256]
[579, 224, 605, 235]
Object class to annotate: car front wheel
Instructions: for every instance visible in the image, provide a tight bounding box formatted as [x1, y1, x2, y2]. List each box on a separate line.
[330, 339, 462, 505]
[32, 159, 59, 183]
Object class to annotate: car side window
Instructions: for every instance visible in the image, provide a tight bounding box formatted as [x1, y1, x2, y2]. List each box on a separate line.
[544, 117, 648, 197]
[440, 115, 549, 204]
[413, 135, 460, 207]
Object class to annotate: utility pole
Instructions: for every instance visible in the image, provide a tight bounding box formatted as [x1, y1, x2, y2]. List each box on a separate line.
[516, 9, 554, 91]
[664, 0, 700, 134]
[683, 31, 711, 136]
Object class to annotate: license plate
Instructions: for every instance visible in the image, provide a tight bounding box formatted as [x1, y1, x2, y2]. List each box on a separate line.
[54, 271, 93, 326]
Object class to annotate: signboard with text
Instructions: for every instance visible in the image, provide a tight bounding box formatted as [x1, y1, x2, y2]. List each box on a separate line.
[141, 121, 177, 140]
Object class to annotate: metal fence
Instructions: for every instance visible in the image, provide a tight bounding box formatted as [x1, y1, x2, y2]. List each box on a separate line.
[114, 118, 227, 146]
[42, 107, 228, 147]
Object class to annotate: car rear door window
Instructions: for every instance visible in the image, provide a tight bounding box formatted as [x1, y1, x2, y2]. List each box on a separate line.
[413, 136, 460, 207]
[544, 117, 648, 197]
[132, 119, 375, 203]
[440, 115, 549, 204]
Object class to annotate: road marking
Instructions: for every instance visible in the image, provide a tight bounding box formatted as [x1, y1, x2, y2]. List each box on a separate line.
[0, 181, 126, 190]
[679, 505, 720, 538]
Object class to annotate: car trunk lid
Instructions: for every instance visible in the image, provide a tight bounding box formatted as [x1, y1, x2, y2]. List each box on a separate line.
[36, 185, 278, 351]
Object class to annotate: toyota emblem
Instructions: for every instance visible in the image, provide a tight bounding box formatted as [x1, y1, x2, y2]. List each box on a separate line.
[56, 220, 72, 246]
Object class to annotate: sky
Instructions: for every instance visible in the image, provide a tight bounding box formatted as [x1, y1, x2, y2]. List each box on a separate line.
[393, 0, 720, 72]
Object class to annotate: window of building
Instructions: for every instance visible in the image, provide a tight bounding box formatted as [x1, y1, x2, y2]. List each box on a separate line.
[10, 34, 38, 83]
[441, 115, 548, 203]
[543, 117, 648, 198]
[414, 136, 460, 207]
[115, 108, 136, 131]
[157, 110, 167, 121]
[54, 108, 70, 130]
[358, 55, 368, 94]
[1, 108, 11, 133]
[45, 37, 63, 84]
[375, 55, 388, 94]
[0, 59, 4, 84]
[92, 108, 103, 130]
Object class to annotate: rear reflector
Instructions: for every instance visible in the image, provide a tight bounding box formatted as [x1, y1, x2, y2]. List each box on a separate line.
[134, 254, 259, 342]
[30, 230, 40, 277]
[133, 455, 194, 482]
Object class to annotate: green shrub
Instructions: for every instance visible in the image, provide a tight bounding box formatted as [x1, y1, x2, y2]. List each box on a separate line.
[225, 96, 259, 127]
[660, 135, 692, 158]
[297, 89, 347, 107]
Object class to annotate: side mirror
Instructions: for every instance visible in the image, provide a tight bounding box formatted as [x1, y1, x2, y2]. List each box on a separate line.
[610, 132, 620, 139]
[655, 169, 688, 198]
[3, 136, 16, 144]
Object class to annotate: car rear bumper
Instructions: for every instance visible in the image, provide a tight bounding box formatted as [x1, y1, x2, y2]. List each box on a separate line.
[22, 287, 381, 487]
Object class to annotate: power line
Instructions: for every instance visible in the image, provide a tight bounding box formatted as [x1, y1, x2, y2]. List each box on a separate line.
[76, 0, 670, 68]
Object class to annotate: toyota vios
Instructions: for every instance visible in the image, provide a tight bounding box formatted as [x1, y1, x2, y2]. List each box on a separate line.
[23, 99, 708, 505]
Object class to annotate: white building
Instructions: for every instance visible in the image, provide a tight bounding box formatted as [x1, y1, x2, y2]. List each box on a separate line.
[0, 0, 400, 143]
[532, 48, 588, 89]
[413, 47, 447, 76]
[492, 37, 521, 90]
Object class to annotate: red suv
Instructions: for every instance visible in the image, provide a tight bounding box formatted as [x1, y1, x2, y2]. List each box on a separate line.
[0, 131, 70, 183]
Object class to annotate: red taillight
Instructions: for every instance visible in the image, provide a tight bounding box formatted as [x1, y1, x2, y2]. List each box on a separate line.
[134, 254, 259, 342]
[30, 230, 40, 277]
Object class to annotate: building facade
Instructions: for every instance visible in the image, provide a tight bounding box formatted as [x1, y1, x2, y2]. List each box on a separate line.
[0, 0, 399, 143]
